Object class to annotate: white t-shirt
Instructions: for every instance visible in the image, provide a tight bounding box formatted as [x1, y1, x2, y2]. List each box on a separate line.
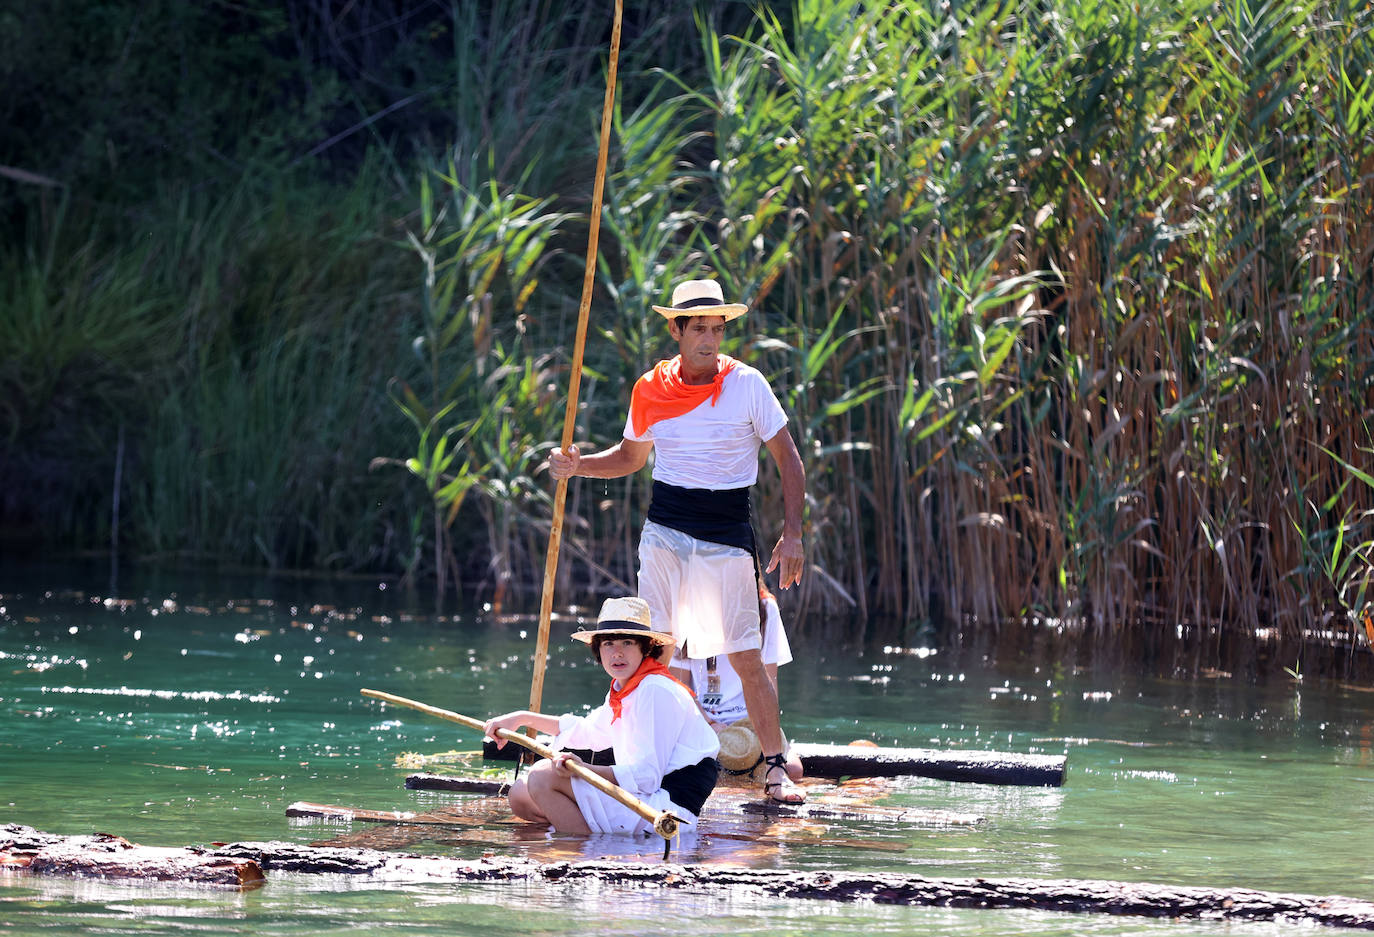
[624, 360, 788, 489]
[687, 597, 793, 724]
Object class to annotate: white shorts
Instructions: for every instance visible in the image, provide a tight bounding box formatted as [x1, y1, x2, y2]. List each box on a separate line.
[637, 520, 761, 661]
[569, 778, 697, 836]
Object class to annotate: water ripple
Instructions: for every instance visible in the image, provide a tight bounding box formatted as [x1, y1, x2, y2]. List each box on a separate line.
[38, 685, 281, 704]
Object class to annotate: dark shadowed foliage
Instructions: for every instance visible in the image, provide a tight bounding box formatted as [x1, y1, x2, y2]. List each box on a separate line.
[2, 0, 1371, 677]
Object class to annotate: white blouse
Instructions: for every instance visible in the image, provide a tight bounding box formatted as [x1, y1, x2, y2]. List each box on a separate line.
[553, 674, 720, 797]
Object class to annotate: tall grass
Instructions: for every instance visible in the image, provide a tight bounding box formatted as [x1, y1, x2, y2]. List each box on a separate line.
[7, 0, 1371, 675]
[384, 159, 572, 605]
[142, 171, 426, 574]
[532, 0, 1373, 673]
[0, 198, 174, 542]
[1, 169, 427, 573]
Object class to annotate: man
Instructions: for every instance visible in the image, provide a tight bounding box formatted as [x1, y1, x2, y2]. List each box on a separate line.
[549, 277, 806, 803]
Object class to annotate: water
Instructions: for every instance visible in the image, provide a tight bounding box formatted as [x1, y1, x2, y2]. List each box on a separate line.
[2, 564, 1372, 935]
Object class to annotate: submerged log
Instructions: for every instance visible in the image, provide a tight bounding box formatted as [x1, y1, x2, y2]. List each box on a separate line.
[790, 743, 1066, 786]
[391, 781, 984, 828]
[0, 824, 264, 889]
[7, 826, 1373, 929]
[286, 788, 978, 857]
[734, 797, 977, 825]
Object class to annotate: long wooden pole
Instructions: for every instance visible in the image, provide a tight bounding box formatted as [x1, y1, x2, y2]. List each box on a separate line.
[360, 688, 679, 840]
[528, 0, 624, 717]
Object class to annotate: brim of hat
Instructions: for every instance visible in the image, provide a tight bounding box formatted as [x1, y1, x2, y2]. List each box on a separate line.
[718, 750, 763, 771]
[570, 627, 677, 649]
[651, 302, 748, 322]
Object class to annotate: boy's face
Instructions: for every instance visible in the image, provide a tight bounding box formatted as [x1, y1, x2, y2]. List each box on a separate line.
[599, 636, 646, 683]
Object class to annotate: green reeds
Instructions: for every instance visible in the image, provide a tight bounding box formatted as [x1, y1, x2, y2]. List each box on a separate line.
[543, 0, 1373, 670]
[0, 197, 174, 541]
[385, 160, 571, 604]
[2, 169, 425, 573]
[7, 0, 1371, 673]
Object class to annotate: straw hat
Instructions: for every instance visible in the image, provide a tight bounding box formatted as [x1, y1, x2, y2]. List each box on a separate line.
[714, 719, 763, 774]
[651, 279, 748, 322]
[570, 596, 676, 651]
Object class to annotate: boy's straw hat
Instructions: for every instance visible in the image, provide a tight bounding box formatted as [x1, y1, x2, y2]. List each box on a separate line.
[570, 596, 676, 650]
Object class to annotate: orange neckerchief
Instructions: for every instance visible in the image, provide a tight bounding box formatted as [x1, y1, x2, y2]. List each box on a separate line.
[608, 657, 694, 722]
[628, 355, 738, 437]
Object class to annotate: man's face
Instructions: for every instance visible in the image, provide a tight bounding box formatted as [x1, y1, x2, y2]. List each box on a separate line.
[670, 315, 727, 367]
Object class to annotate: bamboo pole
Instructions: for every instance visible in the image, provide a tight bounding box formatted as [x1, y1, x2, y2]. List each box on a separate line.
[360, 688, 680, 842]
[528, 0, 624, 719]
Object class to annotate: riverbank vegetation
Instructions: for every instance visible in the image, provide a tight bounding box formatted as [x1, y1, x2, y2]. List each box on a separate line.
[3, 0, 1371, 676]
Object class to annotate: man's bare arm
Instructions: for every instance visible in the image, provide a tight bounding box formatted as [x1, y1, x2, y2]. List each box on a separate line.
[763, 427, 806, 588]
[548, 438, 653, 480]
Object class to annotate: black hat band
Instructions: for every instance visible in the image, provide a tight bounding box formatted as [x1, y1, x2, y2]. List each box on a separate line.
[672, 297, 726, 310]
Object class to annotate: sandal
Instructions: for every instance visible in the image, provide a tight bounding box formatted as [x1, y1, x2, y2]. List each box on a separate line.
[762, 753, 805, 804]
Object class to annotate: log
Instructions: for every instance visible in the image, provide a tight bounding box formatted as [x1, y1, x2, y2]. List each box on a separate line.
[8, 826, 1374, 929]
[0, 824, 264, 889]
[199, 846, 1374, 929]
[286, 790, 980, 858]
[405, 773, 508, 796]
[469, 741, 1067, 786]
[791, 743, 1066, 786]
[734, 797, 978, 825]
[286, 802, 492, 827]
[293, 784, 975, 854]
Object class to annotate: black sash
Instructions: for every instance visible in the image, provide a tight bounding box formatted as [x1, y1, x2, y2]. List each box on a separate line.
[646, 480, 755, 552]
[562, 747, 616, 766]
[661, 757, 719, 816]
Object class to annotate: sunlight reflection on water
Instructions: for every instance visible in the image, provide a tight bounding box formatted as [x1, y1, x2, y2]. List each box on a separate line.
[2, 567, 1373, 936]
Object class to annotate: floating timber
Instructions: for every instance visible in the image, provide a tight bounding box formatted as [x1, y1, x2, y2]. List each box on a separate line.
[6, 825, 1374, 930]
[287, 802, 493, 827]
[789, 743, 1066, 786]
[0, 825, 264, 888]
[286, 779, 980, 856]
[397, 776, 983, 826]
[474, 740, 1066, 787]
[406, 773, 508, 795]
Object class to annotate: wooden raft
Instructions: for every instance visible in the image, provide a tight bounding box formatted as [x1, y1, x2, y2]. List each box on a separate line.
[399, 774, 981, 823]
[286, 780, 981, 857]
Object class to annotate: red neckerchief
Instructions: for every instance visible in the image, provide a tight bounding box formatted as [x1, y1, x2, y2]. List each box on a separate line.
[608, 657, 694, 722]
[628, 355, 738, 437]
